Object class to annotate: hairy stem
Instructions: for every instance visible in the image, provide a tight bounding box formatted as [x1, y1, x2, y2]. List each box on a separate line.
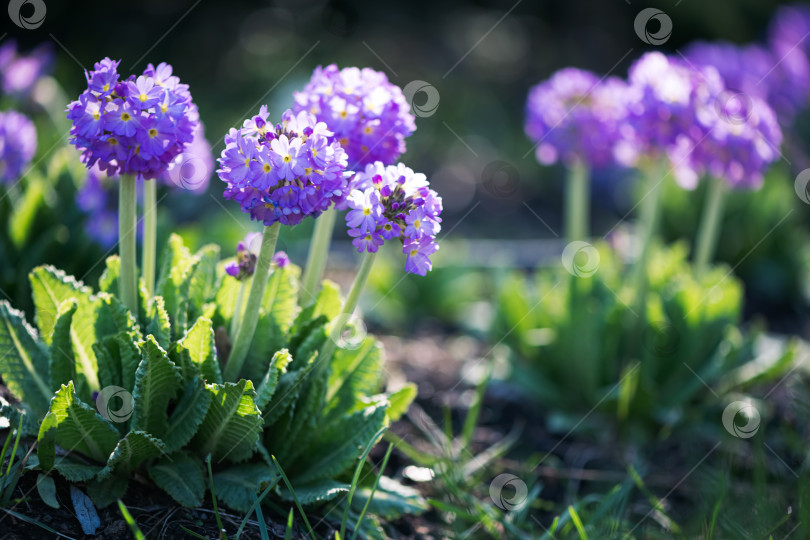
[142, 179, 157, 298]
[300, 208, 337, 305]
[118, 175, 139, 314]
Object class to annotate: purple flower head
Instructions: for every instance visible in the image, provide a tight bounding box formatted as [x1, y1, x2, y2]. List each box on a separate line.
[293, 65, 416, 167]
[684, 40, 809, 124]
[768, 4, 810, 116]
[0, 110, 37, 183]
[0, 40, 53, 98]
[226, 232, 262, 280]
[623, 52, 782, 190]
[159, 122, 213, 193]
[218, 108, 351, 226]
[344, 162, 442, 275]
[272, 251, 290, 268]
[525, 68, 630, 168]
[67, 58, 199, 180]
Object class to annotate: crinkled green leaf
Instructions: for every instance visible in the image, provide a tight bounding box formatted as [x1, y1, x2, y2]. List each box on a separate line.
[163, 376, 212, 454]
[98, 256, 120, 295]
[94, 333, 141, 396]
[49, 300, 78, 393]
[30, 265, 93, 345]
[273, 369, 326, 466]
[212, 462, 278, 513]
[147, 295, 172, 350]
[325, 338, 384, 423]
[178, 317, 222, 384]
[156, 234, 197, 340]
[147, 452, 204, 507]
[98, 430, 166, 480]
[255, 349, 291, 409]
[277, 478, 349, 505]
[192, 380, 262, 463]
[293, 279, 341, 332]
[52, 455, 103, 482]
[187, 244, 220, 320]
[0, 301, 51, 416]
[295, 402, 387, 485]
[130, 336, 183, 438]
[43, 382, 119, 463]
[385, 383, 417, 422]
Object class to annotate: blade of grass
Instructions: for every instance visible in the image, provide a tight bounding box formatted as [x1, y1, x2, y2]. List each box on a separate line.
[340, 426, 387, 539]
[117, 500, 145, 540]
[350, 443, 394, 540]
[206, 454, 228, 540]
[284, 508, 294, 540]
[568, 505, 588, 540]
[461, 363, 492, 449]
[255, 501, 270, 540]
[271, 455, 315, 539]
[235, 476, 281, 539]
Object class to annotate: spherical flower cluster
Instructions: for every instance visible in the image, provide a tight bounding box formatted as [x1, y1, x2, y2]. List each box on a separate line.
[684, 40, 809, 123]
[344, 162, 442, 275]
[768, 4, 810, 117]
[525, 68, 630, 168]
[224, 231, 289, 280]
[0, 40, 52, 98]
[0, 110, 37, 183]
[160, 123, 213, 193]
[623, 52, 782, 189]
[67, 58, 199, 179]
[218, 108, 350, 226]
[293, 65, 416, 167]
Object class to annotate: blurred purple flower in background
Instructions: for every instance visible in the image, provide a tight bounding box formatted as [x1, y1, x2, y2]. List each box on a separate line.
[160, 123, 214, 192]
[684, 41, 809, 123]
[344, 162, 442, 275]
[525, 67, 631, 168]
[75, 165, 119, 247]
[224, 232, 288, 279]
[0, 110, 37, 183]
[67, 58, 199, 179]
[768, 3, 810, 116]
[293, 65, 416, 167]
[0, 40, 53, 99]
[218, 108, 350, 226]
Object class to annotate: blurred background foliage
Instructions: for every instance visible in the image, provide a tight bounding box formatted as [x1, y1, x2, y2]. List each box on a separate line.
[4, 0, 810, 328]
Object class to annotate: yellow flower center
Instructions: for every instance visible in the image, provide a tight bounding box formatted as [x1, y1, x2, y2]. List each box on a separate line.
[102, 83, 110, 92]
[139, 93, 148, 102]
[339, 137, 349, 146]
[304, 167, 312, 175]
[413, 220, 421, 229]
[121, 112, 131, 121]
[244, 158, 250, 167]
[410, 249, 418, 257]
[311, 149, 318, 157]
[263, 163, 272, 173]
[160, 104, 168, 113]
[265, 202, 275, 210]
[339, 110, 348, 119]
[363, 126, 373, 134]
[93, 111, 100, 121]
[109, 137, 118, 145]
[361, 145, 369, 152]
[363, 208, 371, 216]
[283, 155, 292, 163]
[148, 128, 158, 138]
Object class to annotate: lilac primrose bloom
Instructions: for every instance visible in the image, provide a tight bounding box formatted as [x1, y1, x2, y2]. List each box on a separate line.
[293, 65, 416, 167]
[624, 52, 782, 189]
[67, 58, 199, 180]
[768, 3, 810, 117]
[684, 40, 809, 123]
[159, 123, 214, 193]
[0, 40, 53, 98]
[75, 165, 119, 248]
[225, 232, 289, 279]
[525, 68, 631, 168]
[218, 108, 351, 226]
[0, 110, 37, 183]
[344, 162, 442, 276]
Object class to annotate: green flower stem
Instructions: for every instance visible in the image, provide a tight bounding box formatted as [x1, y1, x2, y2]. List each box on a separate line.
[224, 222, 281, 381]
[118, 175, 139, 314]
[229, 278, 249, 339]
[631, 161, 666, 319]
[318, 251, 377, 373]
[142, 179, 157, 298]
[300, 208, 337, 305]
[694, 177, 728, 277]
[565, 159, 590, 242]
